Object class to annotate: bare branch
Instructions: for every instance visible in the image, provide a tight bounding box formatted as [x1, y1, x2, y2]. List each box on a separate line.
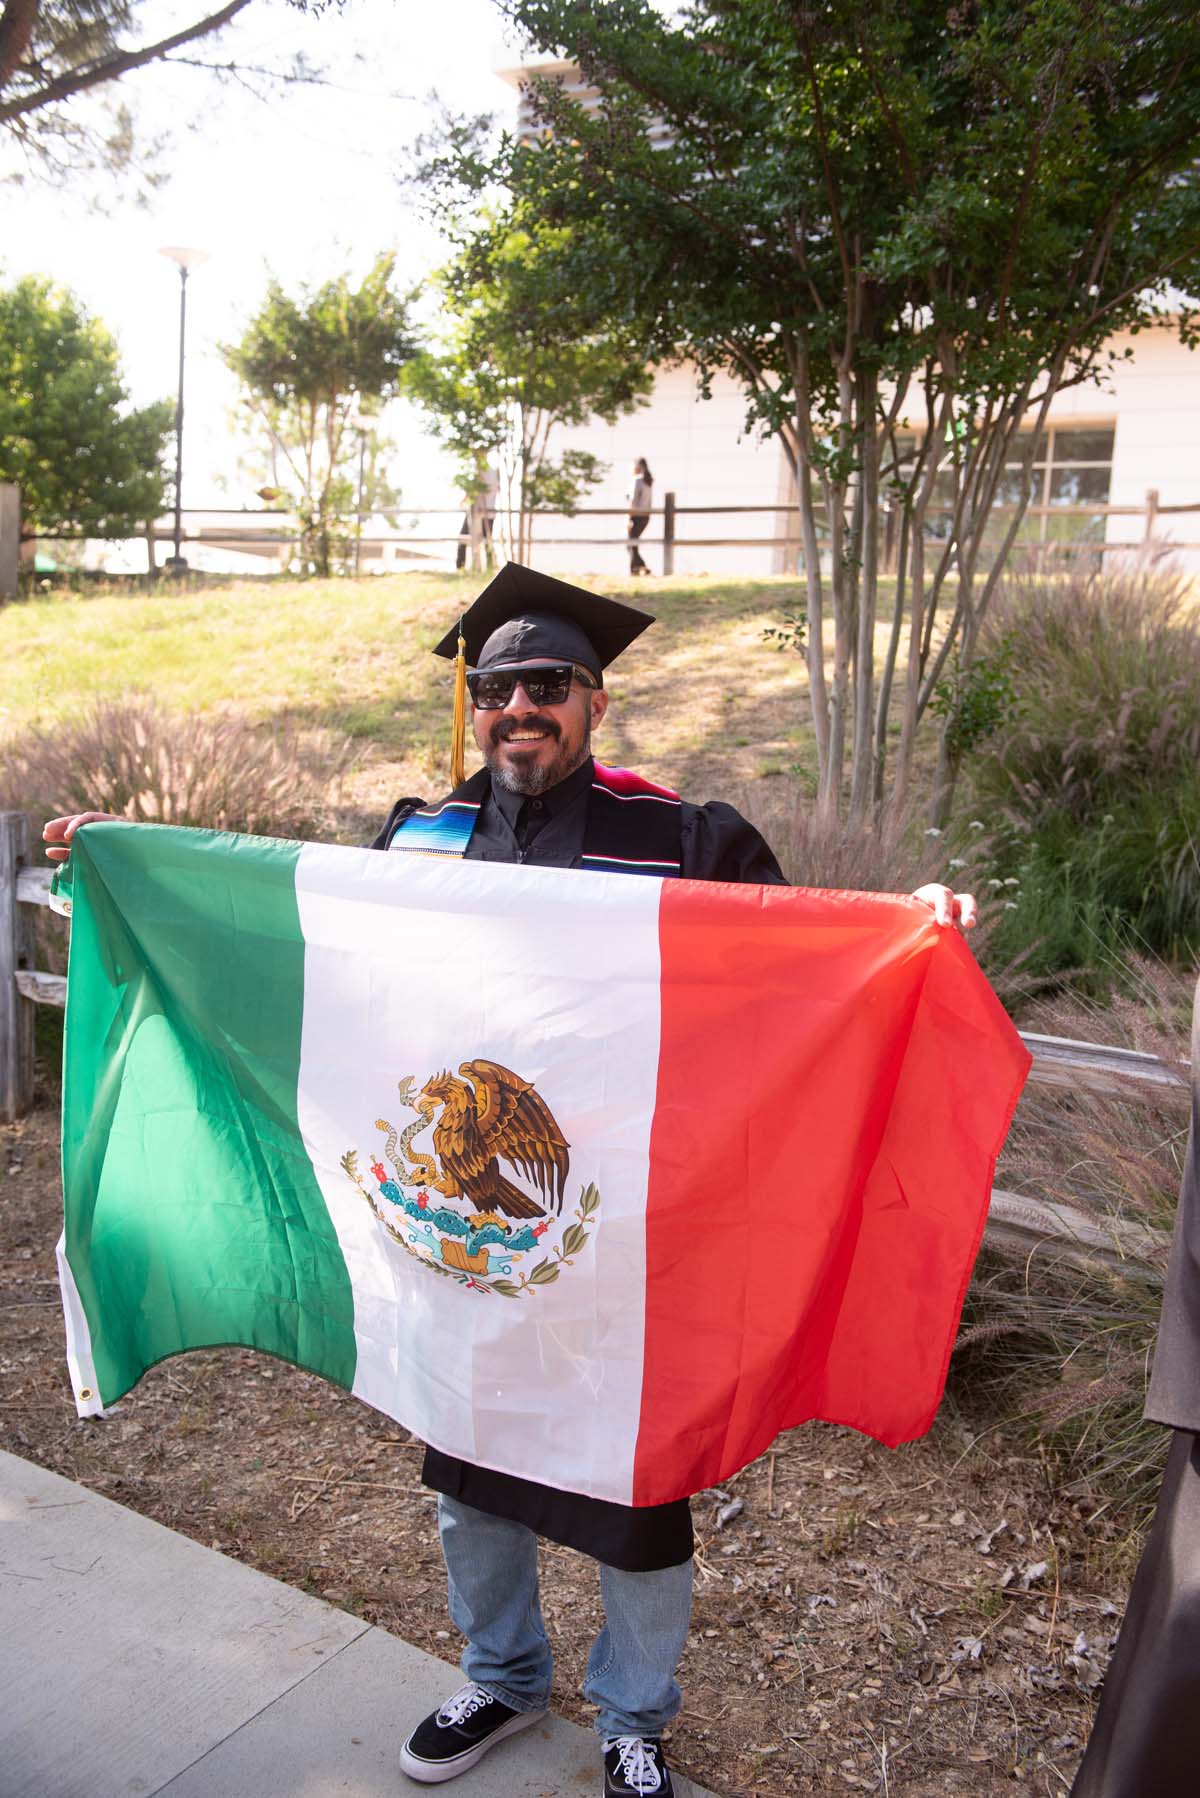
[0, 0, 252, 125]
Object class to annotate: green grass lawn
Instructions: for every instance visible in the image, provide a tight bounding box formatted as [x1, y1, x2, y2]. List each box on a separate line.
[1, 571, 824, 828]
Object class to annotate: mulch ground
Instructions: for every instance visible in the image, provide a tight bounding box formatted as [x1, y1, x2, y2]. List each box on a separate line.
[3, 1102, 1131, 1797]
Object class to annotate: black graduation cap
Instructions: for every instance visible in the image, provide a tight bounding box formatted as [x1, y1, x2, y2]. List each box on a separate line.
[433, 562, 655, 679]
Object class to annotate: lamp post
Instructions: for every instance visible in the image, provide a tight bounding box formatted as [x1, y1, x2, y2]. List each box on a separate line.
[158, 247, 209, 574]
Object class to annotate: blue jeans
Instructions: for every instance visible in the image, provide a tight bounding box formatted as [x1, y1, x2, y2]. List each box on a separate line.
[438, 1494, 693, 1742]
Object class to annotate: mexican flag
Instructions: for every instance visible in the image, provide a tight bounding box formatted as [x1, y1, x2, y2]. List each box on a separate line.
[55, 823, 1028, 1507]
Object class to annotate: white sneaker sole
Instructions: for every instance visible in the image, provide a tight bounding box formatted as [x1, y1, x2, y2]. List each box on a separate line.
[399, 1704, 548, 1784]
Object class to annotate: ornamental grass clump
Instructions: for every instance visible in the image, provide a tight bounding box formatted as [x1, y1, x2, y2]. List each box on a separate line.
[0, 697, 349, 842]
[954, 957, 1192, 1517]
[744, 787, 931, 893]
[966, 567, 1200, 980]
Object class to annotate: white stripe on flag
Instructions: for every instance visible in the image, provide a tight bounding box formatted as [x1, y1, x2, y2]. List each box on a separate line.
[294, 848, 664, 1505]
[55, 1229, 105, 1417]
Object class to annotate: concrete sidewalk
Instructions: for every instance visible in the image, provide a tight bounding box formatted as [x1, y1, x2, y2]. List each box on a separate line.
[1, 1450, 716, 1798]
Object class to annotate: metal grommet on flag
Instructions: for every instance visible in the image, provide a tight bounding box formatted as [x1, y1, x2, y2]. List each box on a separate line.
[78, 1387, 92, 1401]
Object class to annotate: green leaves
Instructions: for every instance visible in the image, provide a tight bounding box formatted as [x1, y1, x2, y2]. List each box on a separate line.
[931, 640, 1019, 758]
[0, 275, 170, 540]
[763, 609, 808, 657]
[223, 255, 416, 576]
[405, 216, 651, 552]
[492, 0, 1200, 409]
[225, 255, 415, 411]
[463, 0, 1200, 813]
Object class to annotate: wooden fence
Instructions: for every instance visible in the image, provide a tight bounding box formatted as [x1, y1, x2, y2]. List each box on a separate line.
[166, 487, 1200, 574]
[7, 485, 1200, 580]
[1, 809, 1190, 1280]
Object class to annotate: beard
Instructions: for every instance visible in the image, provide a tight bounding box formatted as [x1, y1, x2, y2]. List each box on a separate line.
[483, 711, 591, 795]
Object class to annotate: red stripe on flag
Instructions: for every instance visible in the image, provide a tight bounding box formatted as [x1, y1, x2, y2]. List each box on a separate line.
[632, 882, 1029, 1506]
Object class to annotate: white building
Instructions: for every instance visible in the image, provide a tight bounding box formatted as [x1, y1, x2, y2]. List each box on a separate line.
[507, 314, 1200, 585]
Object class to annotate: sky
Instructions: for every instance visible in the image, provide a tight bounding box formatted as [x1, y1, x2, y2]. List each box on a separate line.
[1, 0, 524, 507]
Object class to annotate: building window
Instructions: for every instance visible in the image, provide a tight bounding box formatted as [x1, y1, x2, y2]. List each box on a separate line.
[1020, 425, 1115, 556]
[893, 423, 1115, 564]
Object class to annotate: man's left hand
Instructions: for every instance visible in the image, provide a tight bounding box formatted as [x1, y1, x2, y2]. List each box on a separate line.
[910, 884, 978, 931]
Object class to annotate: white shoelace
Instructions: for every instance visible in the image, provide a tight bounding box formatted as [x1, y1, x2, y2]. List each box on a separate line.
[607, 1736, 664, 1794]
[437, 1683, 496, 1727]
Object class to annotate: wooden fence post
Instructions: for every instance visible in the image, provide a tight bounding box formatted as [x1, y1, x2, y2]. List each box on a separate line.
[0, 812, 36, 1121]
[662, 490, 676, 576]
[1143, 486, 1160, 549]
[0, 483, 18, 602]
[883, 502, 897, 575]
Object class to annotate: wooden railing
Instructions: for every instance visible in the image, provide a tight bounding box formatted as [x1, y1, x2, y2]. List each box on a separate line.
[10, 486, 1199, 580]
[0, 810, 1189, 1283]
[167, 488, 1200, 573]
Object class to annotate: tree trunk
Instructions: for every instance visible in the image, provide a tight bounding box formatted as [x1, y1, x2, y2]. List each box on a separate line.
[848, 373, 879, 825]
[873, 505, 909, 807]
[0, 0, 39, 90]
[821, 474, 850, 818]
[790, 363, 831, 789]
[929, 731, 962, 829]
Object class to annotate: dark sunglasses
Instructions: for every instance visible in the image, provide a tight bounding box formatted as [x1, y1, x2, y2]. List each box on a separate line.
[466, 663, 597, 710]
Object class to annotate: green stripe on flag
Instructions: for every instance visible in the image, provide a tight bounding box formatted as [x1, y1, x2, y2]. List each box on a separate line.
[60, 824, 357, 1405]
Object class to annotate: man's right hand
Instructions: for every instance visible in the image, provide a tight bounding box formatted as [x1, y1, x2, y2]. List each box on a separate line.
[42, 813, 121, 863]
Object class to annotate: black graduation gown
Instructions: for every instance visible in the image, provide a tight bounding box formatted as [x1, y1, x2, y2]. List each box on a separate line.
[1070, 979, 1200, 1796]
[371, 756, 787, 1571]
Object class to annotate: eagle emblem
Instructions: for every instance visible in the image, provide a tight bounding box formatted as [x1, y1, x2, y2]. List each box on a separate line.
[340, 1061, 599, 1299]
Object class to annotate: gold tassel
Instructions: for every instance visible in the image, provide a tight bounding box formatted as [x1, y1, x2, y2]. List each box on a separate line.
[449, 621, 468, 789]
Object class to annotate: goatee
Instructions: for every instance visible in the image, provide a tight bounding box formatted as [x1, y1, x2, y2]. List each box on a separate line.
[485, 713, 590, 796]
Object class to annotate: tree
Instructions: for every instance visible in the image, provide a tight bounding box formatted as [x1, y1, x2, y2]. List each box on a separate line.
[405, 219, 652, 562]
[440, 0, 1200, 821]
[0, 0, 327, 185]
[0, 273, 171, 542]
[224, 253, 416, 577]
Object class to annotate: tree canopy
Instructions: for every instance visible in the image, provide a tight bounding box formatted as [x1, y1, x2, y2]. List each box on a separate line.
[0, 273, 170, 540]
[434, 0, 1200, 818]
[224, 252, 416, 576]
[406, 219, 652, 561]
[0, 0, 325, 183]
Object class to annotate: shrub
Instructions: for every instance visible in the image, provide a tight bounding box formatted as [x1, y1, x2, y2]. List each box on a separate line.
[2, 699, 353, 1073]
[967, 567, 1200, 977]
[0, 698, 350, 843]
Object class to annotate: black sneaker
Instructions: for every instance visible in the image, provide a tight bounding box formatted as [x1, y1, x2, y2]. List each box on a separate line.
[400, 1681, 546, 1783]
[604, 1736, 674, 1797]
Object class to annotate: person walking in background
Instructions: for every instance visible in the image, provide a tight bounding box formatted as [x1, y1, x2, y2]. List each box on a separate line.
[627, 458, 653, 576]
[456, 464, 498, 572]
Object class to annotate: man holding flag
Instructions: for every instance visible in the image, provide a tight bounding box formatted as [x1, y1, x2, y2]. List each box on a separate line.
[46, 565, 1007, 1798]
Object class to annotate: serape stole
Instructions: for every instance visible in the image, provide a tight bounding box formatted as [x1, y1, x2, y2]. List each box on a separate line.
[387, 763, 683, 878]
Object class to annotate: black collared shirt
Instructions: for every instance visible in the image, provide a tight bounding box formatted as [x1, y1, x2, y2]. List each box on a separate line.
[470, 755, 595, 864]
